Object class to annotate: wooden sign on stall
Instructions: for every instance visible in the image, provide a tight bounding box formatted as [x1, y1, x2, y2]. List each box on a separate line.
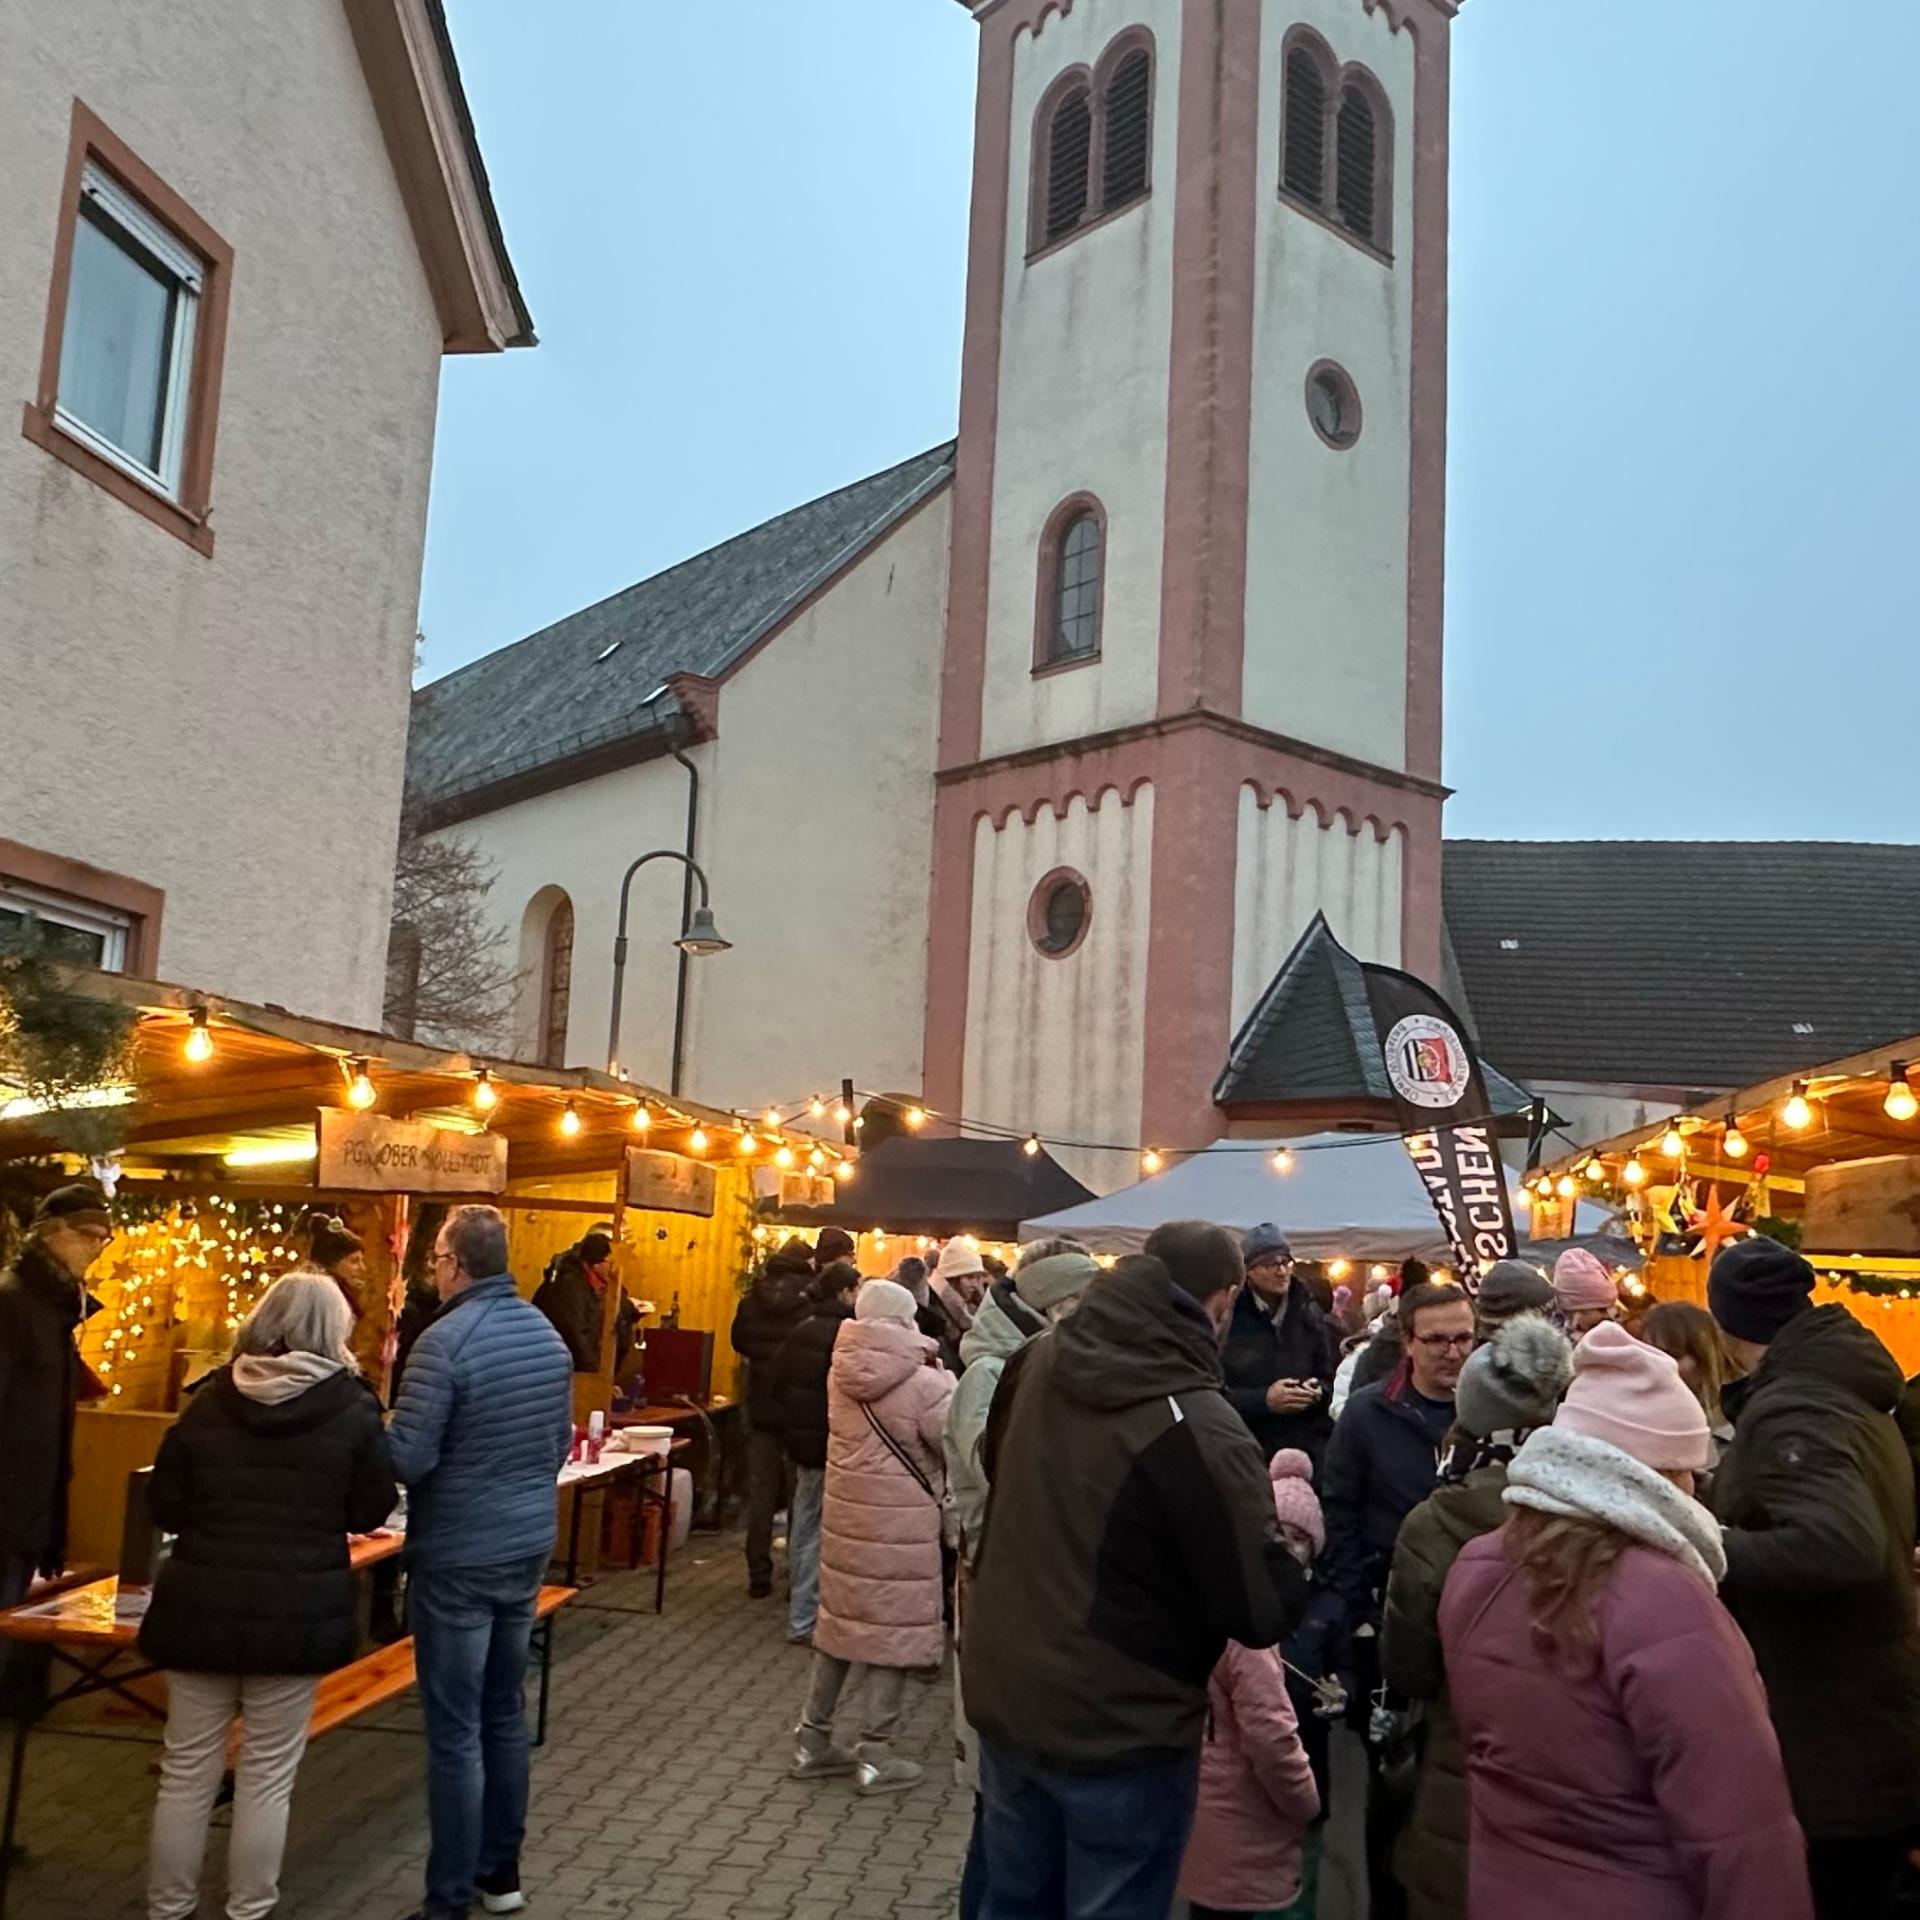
[625, 1147, 716, 1218]
[316, 1110, 508, 1195]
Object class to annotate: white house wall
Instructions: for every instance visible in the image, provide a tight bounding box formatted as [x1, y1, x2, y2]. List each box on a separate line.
[1241, 0, 1415, 768]
[961, 785, 1153, 1194]
[979, 0, 1182, 758]
[0, 0, 442, 1024]
[1230, 784, 1403, 1029]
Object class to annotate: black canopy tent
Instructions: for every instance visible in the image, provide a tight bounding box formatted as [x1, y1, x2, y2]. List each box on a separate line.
[777, 1135, 1094, 1241]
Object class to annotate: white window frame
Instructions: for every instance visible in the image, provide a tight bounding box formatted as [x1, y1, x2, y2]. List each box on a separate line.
[54, 164, 204, 504]
[0, 882, 131, 972]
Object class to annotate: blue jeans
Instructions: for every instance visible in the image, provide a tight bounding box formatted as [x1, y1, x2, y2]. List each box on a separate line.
[977, 1736, 1199, 1920]
[410, 1554, 547, 1918]
[788, 1466, 824, 1637]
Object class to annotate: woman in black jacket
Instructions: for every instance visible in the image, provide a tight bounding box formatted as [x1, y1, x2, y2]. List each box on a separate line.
[768, 1261, 860, 1644]
[141, 1270, 397, 1920]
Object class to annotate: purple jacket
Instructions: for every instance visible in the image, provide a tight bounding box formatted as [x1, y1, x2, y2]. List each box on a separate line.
[1439, 1531, 1812, 1920]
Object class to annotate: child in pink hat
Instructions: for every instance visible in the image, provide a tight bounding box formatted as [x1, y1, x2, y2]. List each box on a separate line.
[1552, 1246, 1622, 1340]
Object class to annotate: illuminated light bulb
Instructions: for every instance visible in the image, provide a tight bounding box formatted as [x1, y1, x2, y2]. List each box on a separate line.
[1369, 1263, 1392, 1282]
[1724, 1116, 1749, 1159]
[873, 1231, 888, 1251]
[774, 1144, 795, 1169]
[689, 1128, 709, 1154]
[1622, 1155, 1648, 1188]
[1886, 1065, 1918, 1123]
[736, 1131, 758, 1156]
[763, 1107, 781, 1129]
[835, 1159, 855, 1183]
[1327, 1257, 1353, 1282]
[1556, 1174, 1577, 1199]
[808, 1147, 826, 1170]
[810, 1096, 826, 1119]
[905, 1106, 927, 1130]
[1514, 1185, 1531, 1210]
[632, 1104, 651, 1133]
[472, 1070, 497, 1114]
[346, 1061, 377, 1111]
[1141, 1148, 1163, 1175]
[1583, 1158, 1606, 1182]
[184, 1010, 215, 1064]
[1660, 1123, 1685, 1160]
[1271, 1150, 1293, 1174]
[1782, 1083, 1812, 1131]
[559, 1100, 582, 1138]
[833, 1104, 853, 1128]
[1022, 1134, 1041, 1157]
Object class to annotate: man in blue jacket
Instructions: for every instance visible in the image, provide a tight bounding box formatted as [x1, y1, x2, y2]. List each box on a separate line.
[389, 1204, 573, 1920]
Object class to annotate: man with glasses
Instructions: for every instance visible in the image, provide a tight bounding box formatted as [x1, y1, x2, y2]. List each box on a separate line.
[1221, 1222, 1337, 1468]
[1320, 1280, 1475, 1920]
[388, 1204, 573, 1920]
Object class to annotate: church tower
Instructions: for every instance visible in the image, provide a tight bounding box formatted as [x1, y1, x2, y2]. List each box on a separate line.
[925, 0, 1456, 1186]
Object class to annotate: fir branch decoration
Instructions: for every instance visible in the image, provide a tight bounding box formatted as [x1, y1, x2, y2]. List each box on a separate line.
[0, 920, 137, 1154]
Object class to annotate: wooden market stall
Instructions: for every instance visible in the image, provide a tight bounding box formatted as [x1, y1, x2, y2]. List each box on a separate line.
[1541, 1030, 1920, 1371]
[0, 972, 849, 1565]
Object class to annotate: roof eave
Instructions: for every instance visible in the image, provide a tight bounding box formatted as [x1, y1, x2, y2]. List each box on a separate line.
[345, 0, 536, 353]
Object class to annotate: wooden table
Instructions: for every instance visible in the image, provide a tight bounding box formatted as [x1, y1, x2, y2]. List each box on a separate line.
[555, 1443, 683, 1609]
[613, 1396, 737, 1531]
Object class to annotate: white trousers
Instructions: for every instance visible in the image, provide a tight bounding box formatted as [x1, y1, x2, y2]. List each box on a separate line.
[148, 1670, 319, 1920]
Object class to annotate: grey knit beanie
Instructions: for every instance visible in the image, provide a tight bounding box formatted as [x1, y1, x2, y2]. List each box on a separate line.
[1454, 1314, 1573, 1440]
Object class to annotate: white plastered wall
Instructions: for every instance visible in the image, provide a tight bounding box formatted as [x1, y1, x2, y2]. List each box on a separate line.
[0, 0, 442, 1024]
[979, 0, 1182, 757]
[431, 496, 950, 1113]
[961, 786, 1153, 1194]
[1230, 785, 1404, 1028]
[1241, 0, 1416, 769]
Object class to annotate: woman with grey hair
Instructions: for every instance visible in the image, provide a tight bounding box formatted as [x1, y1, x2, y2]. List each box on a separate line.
[140, 1270, 397, 1920]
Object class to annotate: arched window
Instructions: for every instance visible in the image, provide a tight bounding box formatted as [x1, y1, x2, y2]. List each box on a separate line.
[1282, 44, 1329, 205]
[1101, 47, 1153, 210]
[1335, 84, 1378, 243]
[1037, 501, 1104, 668]
[1031, 34, 1156, 254]
[538, 894, 573, 1067]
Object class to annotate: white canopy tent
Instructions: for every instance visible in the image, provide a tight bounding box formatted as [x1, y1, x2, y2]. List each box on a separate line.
[1020, 1132, 1610, 1263]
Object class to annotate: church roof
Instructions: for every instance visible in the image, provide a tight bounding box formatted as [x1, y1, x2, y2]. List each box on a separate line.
[1443, 839, 1920, 1090]
[1215, 912, 1538, 1126]
[405, 442, 955, 826]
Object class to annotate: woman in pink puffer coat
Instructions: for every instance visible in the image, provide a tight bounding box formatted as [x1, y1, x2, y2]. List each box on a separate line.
[791, 1279, 954, 1795]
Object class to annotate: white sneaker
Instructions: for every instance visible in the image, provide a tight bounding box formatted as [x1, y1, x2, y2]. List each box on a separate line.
[855, 1749, 923, 1796]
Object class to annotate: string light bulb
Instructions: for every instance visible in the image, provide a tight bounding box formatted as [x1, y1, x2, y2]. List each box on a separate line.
[905, 1106, 927, 1130]
[835, 1159, 855, 1183]
[809, 1096, 826, 1119]
[1723, 1115, 1749, 1159]
[631, 1103, 651, 1133]
[1660, 1123, 1685, 1160]
[559, 1099, 581, 1138]
[184, 1008, 215, 1064]
[472, 1069, 497, 1115]
[763, 1106, 782, 1129]
[1782, 1082, 1812, 1130]
[1271, 1149, 1293, 1174]
[774, 1144, 794, 1169]
[808, 1146, 826, 1169]
[1514, 1185, 1531, 1210]
[833, 1104, 853, 1128]
[1555, 1174, 1577, 1199]
[346, 1060, 376, 1111]
[1583, 1158, 1606, 1182]
[1622, 1155, 1648, 1188]
[736, 1131, 758, 1155]
[689, 1127, 708, 1154]
[1886, 1064, 1918, 1124]
[1141, 1148, 1163, 1175]
[1022, 1134, 1041, 1157]
[1328, 1257, 1352, 1281]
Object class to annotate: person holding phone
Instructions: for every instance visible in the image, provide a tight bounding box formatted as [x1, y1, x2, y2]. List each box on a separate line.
[1221, 1224, 1337, 1469]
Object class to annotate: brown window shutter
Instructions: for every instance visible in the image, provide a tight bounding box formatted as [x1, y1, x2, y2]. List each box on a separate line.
[1045, 88, 1093, 241]
[1336, 86, 1377, 241]
[1101, 50, 1152, 210]
[1283, 49, 1327, 204]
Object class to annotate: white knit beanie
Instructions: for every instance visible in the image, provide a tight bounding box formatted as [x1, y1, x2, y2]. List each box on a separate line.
[855, 1279, 919, 1327]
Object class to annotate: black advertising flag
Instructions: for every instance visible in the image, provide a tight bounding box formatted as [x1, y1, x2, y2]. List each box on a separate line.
[1361, 961, 1517, 1289]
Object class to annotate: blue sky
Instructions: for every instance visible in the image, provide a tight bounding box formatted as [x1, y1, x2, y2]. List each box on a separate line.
[420, 1, 1917, 841]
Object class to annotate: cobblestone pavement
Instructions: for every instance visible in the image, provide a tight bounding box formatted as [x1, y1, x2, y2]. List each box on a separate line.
[4, 1535, 971, 1920]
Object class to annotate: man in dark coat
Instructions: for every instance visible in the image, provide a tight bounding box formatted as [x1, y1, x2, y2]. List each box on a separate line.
[1220, 1222, 1336, 1465]
[1709, 1237, 1920, 1920]
[729, 1233, 832, 1597]
[532, 1230, 636, 1378]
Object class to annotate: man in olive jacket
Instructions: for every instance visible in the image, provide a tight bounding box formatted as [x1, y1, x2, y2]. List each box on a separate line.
[1709, 1237, 1920, 1920]
[965, 1222, 1306, 1919]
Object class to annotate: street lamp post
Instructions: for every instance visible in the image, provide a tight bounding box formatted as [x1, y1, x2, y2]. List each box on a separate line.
[606, 849, 730, 1084]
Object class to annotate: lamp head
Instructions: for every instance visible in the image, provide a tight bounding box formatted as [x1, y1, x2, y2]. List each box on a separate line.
[675, 906, 731, 957]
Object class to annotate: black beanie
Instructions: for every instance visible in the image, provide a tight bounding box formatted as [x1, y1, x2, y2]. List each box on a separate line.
[578, 1232, 613, 1265]
[35, 1181, 112, 1230]
[1708, 1236, 1815, 1345]
[814, 1228, 856, 1266]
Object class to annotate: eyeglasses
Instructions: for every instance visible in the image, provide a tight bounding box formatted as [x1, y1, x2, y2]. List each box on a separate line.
[1411, 1332, 1474, 1353]
[430, 1250, 457, 1271]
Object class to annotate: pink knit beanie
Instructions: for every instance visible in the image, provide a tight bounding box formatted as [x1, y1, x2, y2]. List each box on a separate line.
[1553, 1247, 1618, 1314]
[1553, 1322, 1710, 1472]
[1268, 1449, 1325, 1556]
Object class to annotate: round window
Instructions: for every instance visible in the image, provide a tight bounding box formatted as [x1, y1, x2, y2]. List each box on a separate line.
[1306, 362, 1362, 449]
[1028, 871, 1092, 958]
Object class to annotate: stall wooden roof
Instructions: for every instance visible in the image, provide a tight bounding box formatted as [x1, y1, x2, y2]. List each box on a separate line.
[0, 971, 841, 1186]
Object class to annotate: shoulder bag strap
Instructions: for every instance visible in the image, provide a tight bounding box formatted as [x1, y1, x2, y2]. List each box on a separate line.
[861, 1400, 937, 1502]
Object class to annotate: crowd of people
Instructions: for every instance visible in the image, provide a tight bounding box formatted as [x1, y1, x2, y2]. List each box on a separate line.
[730, 1216, 1920, 1920]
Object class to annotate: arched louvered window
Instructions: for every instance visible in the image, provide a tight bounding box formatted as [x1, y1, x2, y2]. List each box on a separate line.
[539, 895, 573, 1067]
[1282, 44, 1329, 205]
[1335, 85, 1378, 242]
[1043, 86, 1093, 244]
[1038, 501, 1104, 667]
[1101, 48, 1152, 210]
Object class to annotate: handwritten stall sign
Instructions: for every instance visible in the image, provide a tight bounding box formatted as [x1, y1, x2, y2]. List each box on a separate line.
[316, 1110, 508, 1195]
[625, 1147, 717, 1219]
